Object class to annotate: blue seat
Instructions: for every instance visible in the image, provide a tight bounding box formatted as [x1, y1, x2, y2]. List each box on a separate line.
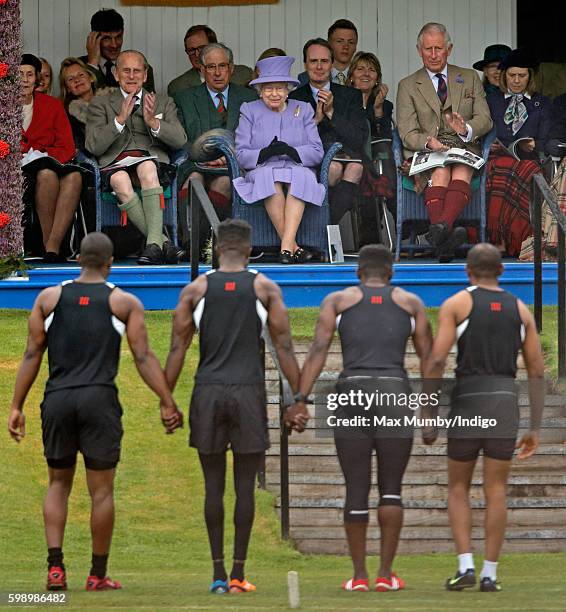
[75, 150, 184, 246]
[392, 127, 496, 260]
[225, 141, 342, 257]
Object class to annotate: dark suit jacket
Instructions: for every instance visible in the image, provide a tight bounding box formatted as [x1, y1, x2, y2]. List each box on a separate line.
[80, 55, 156, 93]
[487, 90, 552, 156]
[21, 92, 76, 164]
[288, 82, 369, 158]
[174, 82, 257, 182]
[167, 64, 253, 98]
[546, 93, 566, 157]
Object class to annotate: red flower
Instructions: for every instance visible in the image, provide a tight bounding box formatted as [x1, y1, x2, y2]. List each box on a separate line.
[0, 140, 9, 158]
[0, 212, 11, 229]
[0, 63, 8, 78]
[0, 0, 7, 6]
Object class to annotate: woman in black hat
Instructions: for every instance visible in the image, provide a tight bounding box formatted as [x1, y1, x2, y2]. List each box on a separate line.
[20, 54, 82, 263]
[473, 44, 511, 95]
[484, 48, 552, 258]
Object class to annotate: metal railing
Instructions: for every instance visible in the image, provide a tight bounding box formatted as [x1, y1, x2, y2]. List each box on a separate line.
[531, 173, 566, 378]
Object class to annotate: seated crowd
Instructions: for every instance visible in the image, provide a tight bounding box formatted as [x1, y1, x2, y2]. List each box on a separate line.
[19, 9, 566, 264]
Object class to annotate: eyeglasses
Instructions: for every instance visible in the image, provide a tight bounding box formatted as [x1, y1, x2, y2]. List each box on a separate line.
[186, 44, 206, 57]
[64, 72, 89, 85]
[204, 63, 231, 73]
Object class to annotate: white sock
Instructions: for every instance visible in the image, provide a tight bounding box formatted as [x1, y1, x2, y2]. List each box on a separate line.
[480, 560, 498, 581]
[458, 553, 475, 574]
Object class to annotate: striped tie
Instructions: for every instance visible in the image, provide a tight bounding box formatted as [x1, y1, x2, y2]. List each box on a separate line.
[216, 92, 226, 114]
[436, 73, 447, 106]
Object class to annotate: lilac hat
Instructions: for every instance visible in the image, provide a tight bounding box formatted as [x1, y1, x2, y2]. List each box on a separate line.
[249, 56, 299, 86]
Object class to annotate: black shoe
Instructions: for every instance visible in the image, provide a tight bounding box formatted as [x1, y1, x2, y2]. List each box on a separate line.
[138, 243, 163, 265]
[479, 577, 501, 592]
[279, 250, 294, 264]
[293, 247, 313, 264]
[438, 226, 467, 263]
[162, 240, 184, 264]
[425, 222, 449, 246]
[445, 569, 476, 591]
[43, 252, 67, 264]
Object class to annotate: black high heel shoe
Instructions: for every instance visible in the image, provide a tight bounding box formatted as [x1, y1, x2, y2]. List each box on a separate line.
[293, 247, 313, 263]
[279, 250, 294, 264]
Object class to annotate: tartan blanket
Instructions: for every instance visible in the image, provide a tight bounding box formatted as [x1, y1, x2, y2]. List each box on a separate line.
[486, 153, 541, 257]
[519, 157, 566, 260]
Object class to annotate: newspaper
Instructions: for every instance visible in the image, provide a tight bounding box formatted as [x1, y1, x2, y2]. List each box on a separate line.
[101, 155, 158, 172]
[495, 137, 535, 161]
[409, 147, 485, 176]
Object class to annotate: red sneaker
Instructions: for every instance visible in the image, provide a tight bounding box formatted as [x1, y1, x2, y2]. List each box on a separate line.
[342, 578, 370, 591]
[375, 573, 405, 591]
[47, 566, 67, 591]
[85, 575, 122, 591]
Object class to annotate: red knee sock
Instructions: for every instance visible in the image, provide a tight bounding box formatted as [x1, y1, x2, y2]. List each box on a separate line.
[443, 180, 471, 229]
[424, 186, 447, 224]
[208, 190, 231, 220]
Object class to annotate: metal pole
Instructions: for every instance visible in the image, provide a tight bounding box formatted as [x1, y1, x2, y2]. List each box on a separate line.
[279, 377, 290, 539]
[533, 180, 543, 332]
[558, 224, 566, 378]
[189, 181, 199, 281]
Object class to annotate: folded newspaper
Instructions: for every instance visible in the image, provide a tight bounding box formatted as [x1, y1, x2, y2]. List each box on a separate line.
[102, 155, 158, 172]
[409, 148, 485, 176]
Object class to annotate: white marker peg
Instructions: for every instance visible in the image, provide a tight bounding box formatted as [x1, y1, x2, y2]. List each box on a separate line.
[287, 570, 300, 608]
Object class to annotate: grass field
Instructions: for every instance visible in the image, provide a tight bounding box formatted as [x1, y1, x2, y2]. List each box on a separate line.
[1, 308, 565, 611]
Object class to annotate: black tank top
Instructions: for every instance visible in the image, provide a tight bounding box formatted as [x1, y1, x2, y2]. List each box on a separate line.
[337, 285, 414, 378]
[45, 281, 123, 392]
[194, 270, 266, 384]
[455, 286, 523, 378]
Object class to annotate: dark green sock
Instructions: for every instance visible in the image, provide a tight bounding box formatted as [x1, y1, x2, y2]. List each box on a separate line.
[141, 187, 165, 247]
[118, 193, 147, 235]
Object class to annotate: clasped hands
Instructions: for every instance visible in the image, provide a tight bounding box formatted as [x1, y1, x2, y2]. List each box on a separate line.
[283, 402, 310, 433]
[160, 399, 184, 435]
[257, 136, 301, 165]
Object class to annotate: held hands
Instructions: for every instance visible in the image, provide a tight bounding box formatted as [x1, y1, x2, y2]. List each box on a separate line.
[160, 400, 184, 434]
[86, 31, 102, 66]
[8, 407, 26, 443]
[421, 425, 438, 445]
[284, 402, 310, 433]
[516, 430, 539, 459]
[143, 93, 160, 131]
[445, 111, 468, 137]
[257, 136, 301, 164]
[317, 89, 334, 119]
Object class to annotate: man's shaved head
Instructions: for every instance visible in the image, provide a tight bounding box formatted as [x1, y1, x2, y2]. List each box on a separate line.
[80, 232, 114, 268]
[466, 243, 503, 278]
[358, 244, 393, 279]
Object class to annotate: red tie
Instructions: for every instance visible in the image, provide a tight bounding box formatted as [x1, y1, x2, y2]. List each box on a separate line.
[436, 73, 447, 106]
[216, 92, 226, 114]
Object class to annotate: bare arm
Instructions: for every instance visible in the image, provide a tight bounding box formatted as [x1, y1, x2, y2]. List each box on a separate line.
[516, 300, 545, 459]
[165, 284, 198, 392]
[8, 295, 49, 442]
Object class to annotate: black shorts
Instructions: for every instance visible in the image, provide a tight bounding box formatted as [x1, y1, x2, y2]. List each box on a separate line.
[447, 437, 516, 462]
[189, 383, 269, 454]
[41, 386, 123, 470]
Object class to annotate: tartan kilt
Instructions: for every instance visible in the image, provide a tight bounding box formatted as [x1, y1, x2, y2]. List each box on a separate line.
[486, 153, 541, 257]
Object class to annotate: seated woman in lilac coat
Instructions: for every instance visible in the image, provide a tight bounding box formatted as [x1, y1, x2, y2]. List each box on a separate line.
[233, 56, 325, 263]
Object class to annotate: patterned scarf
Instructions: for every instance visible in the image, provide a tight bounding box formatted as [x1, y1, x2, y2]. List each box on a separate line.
[504, 93, 528, 135]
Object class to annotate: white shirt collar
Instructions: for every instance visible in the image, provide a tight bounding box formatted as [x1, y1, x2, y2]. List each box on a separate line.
[504, 91, 531, 100]
[119, 87, 143, 101]
[425, 66, 448, 81]
[206, 84, 230, 101]
[331, 66, 350, 81]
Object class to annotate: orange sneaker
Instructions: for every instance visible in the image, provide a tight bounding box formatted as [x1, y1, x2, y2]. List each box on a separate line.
[85, 575, 122, 591]
[375, 573, 405, 591]
[47, 566, 67, 591]
[228, 578, 256, 593]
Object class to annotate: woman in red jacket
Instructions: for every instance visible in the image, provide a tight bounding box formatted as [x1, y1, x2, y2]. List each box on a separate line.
[21, 54, 82, 262]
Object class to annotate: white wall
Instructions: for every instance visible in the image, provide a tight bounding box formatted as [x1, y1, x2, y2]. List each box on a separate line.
[21, 0, 515, 100]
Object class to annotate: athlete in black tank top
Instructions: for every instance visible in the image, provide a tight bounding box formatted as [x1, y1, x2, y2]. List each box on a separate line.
[424, 244, 544, 592]
[293, 245, 432, 592]
[45, 281, 122, 392]
[165, 219, 301, 593]
[8, 232, 181, 593]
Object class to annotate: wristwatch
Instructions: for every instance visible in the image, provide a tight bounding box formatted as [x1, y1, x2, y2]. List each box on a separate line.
[293, 393, 312, 404]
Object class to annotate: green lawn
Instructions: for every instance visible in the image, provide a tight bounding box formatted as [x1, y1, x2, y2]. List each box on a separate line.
[1, 308, 564, 611]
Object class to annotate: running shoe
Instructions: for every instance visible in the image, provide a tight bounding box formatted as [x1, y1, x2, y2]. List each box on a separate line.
[480, 577, 502, 592]
[46, 566, 67, 591]
[445, 568, 476, 591]
[210, 579, 229, 594]
[342, 578, 370, 591]
[375, 573, 405, 591]
[85, 575, 122, 591]
[228, 578, 256, 593]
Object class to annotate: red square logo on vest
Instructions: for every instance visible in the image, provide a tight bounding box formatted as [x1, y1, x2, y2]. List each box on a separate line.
[79, 296, 90, 306]
[490, 302, 502, 312]
[371, 296, 382, 304]
[224, 282, 236, 292]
